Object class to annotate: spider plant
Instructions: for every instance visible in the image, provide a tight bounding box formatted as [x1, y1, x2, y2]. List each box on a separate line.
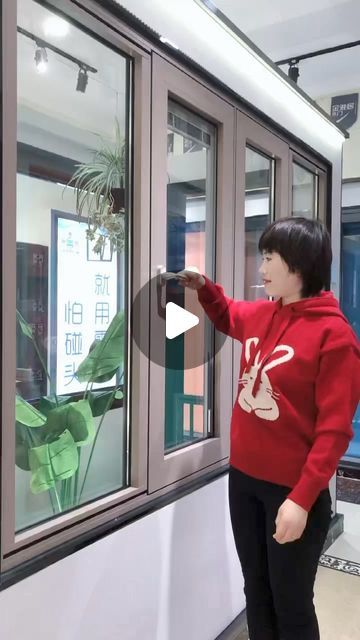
[69, 118, 126, 256]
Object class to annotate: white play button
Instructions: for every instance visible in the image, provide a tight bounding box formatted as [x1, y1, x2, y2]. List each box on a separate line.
[166, 302, 199, 340]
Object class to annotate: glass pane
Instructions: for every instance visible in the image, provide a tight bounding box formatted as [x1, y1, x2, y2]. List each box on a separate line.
[165, 101, 216, 452]
[16, 0, 130, 531]
[292, 162, 317, 218]
[245, 147, 273, 301]
[341, 218, 360, 458]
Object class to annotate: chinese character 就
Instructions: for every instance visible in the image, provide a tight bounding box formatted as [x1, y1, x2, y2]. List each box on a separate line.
[95, 330, 106, 342]
[95, 274, 110, 296]
[95, 302, 110, 325]
[65, 332, 83, 356]
[65, 301, 83, 325]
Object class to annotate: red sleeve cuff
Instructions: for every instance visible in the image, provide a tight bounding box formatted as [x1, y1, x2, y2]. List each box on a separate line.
[287, 480, 323, 512]
[197, 276, 221, 303]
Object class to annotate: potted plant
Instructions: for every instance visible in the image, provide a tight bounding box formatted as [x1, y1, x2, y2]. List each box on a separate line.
[15, 309, 125, 512]
[69, 118, 126, 257]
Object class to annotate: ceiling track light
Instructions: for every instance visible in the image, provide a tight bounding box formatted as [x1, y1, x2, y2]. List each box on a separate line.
[35, 46, 48, 73]
[76, 67, 89, 93]
[288, 60, 300, 84]
[18, 26, 97, 91]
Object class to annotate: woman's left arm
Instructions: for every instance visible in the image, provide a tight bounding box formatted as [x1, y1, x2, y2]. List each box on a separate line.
[287, 342, 360, 512]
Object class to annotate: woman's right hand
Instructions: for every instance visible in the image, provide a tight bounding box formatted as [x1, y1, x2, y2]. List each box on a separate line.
[176, 270, 206, 290]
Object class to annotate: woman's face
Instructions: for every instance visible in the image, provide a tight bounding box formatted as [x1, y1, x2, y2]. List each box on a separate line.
[259, 251, 303, 300]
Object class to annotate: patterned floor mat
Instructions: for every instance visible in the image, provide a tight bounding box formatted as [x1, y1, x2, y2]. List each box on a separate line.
[319, 553, 360, 577]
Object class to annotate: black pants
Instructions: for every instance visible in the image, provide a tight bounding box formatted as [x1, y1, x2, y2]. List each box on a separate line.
[228, 466, 332, 640]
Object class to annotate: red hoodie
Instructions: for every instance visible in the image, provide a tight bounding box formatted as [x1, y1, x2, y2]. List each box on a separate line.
[198, 277, 360, 511]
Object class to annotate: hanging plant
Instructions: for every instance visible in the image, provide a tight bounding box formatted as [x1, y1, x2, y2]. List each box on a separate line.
[69, 118, 126, 256]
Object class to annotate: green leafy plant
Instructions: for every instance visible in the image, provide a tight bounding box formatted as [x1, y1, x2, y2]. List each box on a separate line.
[69, 118, 126, 256]
[15, 310, 125, 513]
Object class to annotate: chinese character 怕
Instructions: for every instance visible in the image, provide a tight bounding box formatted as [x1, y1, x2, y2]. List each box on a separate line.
[65, 301, 83, 325]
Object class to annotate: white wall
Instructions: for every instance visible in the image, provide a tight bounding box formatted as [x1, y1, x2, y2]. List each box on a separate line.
[2, 476, 244, 640]
[342, 181, 360, 208]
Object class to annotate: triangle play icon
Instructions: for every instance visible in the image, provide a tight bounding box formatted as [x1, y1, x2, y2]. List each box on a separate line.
[166, 302, 199, 340]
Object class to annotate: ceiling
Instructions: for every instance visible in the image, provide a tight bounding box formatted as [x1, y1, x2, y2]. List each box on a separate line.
[213, 0, 360, 97]
[18, 0, 128, 161]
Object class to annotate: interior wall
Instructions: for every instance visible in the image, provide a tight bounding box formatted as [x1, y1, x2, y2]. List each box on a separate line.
[342, 181, 360, 208]
[1, 476, 245, 640]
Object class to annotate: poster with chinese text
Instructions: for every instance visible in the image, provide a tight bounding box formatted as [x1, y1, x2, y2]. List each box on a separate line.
[53, 213, 118, 395]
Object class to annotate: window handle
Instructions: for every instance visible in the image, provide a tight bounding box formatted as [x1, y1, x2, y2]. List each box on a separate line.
[156, 265, 166, 319]
[156, 265, 166, 287]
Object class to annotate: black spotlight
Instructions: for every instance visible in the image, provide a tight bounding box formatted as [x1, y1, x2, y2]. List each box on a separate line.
[76, 67, 88, 93]
[288, 60, 300, 84]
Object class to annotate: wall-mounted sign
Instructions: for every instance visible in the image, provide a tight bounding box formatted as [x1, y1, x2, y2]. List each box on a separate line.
[331, 93, 358, 130]
[51, 212, 118, 395]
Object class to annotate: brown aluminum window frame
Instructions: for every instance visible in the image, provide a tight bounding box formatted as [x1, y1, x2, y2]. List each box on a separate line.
[232, 111, 290, 399]
[0, 0, 332, 575]
[290, 149, 328, 224]
[1, 0, 151, 571]
[148, 54, 236, 493]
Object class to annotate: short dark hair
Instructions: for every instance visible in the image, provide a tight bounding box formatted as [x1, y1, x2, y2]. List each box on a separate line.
[258, 217, 332, 298]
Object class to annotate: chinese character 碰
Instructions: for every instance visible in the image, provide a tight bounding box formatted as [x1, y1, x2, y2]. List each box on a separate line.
[65, 332, 83, 356]
[95, 274, 110, 296]
[95, 302, 110, 325]
[65, 301, 83, 325]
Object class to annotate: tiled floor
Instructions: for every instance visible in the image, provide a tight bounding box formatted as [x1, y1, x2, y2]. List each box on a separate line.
[326, 500, 360, 563]
[235, 567, 360, 640]
[315, 565, 360, 640]
[315, 500, 360, 639]
[235, 500, 360, 640]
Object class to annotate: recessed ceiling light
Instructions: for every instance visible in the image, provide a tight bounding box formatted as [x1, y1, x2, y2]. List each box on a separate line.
[43, 16, 70, 38]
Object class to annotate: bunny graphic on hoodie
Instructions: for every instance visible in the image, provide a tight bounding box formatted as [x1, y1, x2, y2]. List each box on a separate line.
[238, 338, 294, 420]
[197, 276, 360, 511]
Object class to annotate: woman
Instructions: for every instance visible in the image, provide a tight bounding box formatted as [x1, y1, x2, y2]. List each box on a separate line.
[178, 217, 360, 640]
